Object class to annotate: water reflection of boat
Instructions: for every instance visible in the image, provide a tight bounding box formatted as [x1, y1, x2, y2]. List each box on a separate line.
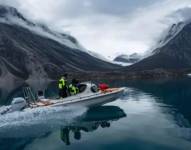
[60, 106, 126, 145]
[0, 106, 126, 150]
[0, 106, 126, 138]
[0, 82, 124, 115]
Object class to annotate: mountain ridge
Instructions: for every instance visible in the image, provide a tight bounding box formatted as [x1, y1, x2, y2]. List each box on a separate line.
[126, 20, 191, 71]
[0, 5, 120, 81]
[114, 53, 142, 64]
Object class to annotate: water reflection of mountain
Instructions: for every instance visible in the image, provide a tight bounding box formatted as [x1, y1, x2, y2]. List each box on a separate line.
[60, 106, 126, 145]
[125, 78, 191, 125]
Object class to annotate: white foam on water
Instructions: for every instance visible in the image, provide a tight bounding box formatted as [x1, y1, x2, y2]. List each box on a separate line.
[0, 105, 87, 137]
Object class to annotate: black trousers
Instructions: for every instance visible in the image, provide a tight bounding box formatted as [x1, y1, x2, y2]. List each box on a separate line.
[59, 87, 68, 98]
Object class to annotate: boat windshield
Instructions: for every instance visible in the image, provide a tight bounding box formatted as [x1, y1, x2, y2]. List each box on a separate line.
[78, 84, 87, 93]
[77, 83, 99, 93]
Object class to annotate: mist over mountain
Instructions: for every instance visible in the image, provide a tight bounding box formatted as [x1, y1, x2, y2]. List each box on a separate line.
[127, 19, 191, 71]
[113, 53, 142, 66]
[0, 5, 120, 81]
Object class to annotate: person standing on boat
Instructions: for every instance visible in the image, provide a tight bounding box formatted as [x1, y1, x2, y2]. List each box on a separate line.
[69, 79, 79, 95]
[58, 74, 68, 98]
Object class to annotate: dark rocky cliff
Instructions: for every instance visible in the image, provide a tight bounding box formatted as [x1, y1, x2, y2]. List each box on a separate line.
[0, 5, 120, 81]
[127, 22, 191, 71]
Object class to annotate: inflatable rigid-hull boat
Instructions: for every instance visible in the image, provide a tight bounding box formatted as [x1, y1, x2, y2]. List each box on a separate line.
[51, 85, 124, 108]
[0, 82, 125, 115]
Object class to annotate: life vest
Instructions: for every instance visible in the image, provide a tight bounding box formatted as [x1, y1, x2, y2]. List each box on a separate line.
[69, 84, 78, 95]
[58, 78, 66, 89]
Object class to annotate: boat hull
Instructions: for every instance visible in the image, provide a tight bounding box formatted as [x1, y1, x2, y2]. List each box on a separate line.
[0, 87, 125, 115]
[51, 88, 124, 108]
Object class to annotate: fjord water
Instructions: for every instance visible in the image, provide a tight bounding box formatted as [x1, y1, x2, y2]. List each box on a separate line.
[0, 78, 191, 150]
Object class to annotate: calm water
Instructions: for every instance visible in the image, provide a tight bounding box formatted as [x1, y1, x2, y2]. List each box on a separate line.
[0, 78, 191, 150]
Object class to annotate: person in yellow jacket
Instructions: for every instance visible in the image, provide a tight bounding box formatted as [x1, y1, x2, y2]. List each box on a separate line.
[69, 79, 79, 95]
[58, 74, 68, 98]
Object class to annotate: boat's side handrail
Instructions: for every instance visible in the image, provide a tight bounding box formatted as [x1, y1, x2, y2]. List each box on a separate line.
[23, 87, 38, 105]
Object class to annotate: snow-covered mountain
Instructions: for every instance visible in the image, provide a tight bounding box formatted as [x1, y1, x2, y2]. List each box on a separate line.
[152, 22, 185, 54]
[0, 5, 120, 81]
[152, 7, 191, 55]
[113, 53, 142, 66]
[127, 19, 191, 71]
[125, 7, 191, 71]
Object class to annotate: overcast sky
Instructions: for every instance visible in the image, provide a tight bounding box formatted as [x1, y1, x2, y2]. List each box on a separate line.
[1, 0, 191, 58]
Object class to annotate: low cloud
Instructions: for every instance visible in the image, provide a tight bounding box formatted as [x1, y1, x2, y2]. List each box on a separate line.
[1, 0, 191, 58]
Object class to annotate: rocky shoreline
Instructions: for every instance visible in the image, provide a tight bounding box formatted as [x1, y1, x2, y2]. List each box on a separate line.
[0, 68, 191, 84]
[64, 68, 191, 82]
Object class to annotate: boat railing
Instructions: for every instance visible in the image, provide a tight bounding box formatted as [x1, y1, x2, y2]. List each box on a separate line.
[23, 87, 38, 105]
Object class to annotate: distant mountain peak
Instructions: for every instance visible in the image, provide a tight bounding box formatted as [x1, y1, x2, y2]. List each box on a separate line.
[113, 53, 142, 66]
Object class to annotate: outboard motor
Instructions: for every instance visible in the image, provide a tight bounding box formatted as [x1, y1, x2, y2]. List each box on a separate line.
[11, 97, 27, 111]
